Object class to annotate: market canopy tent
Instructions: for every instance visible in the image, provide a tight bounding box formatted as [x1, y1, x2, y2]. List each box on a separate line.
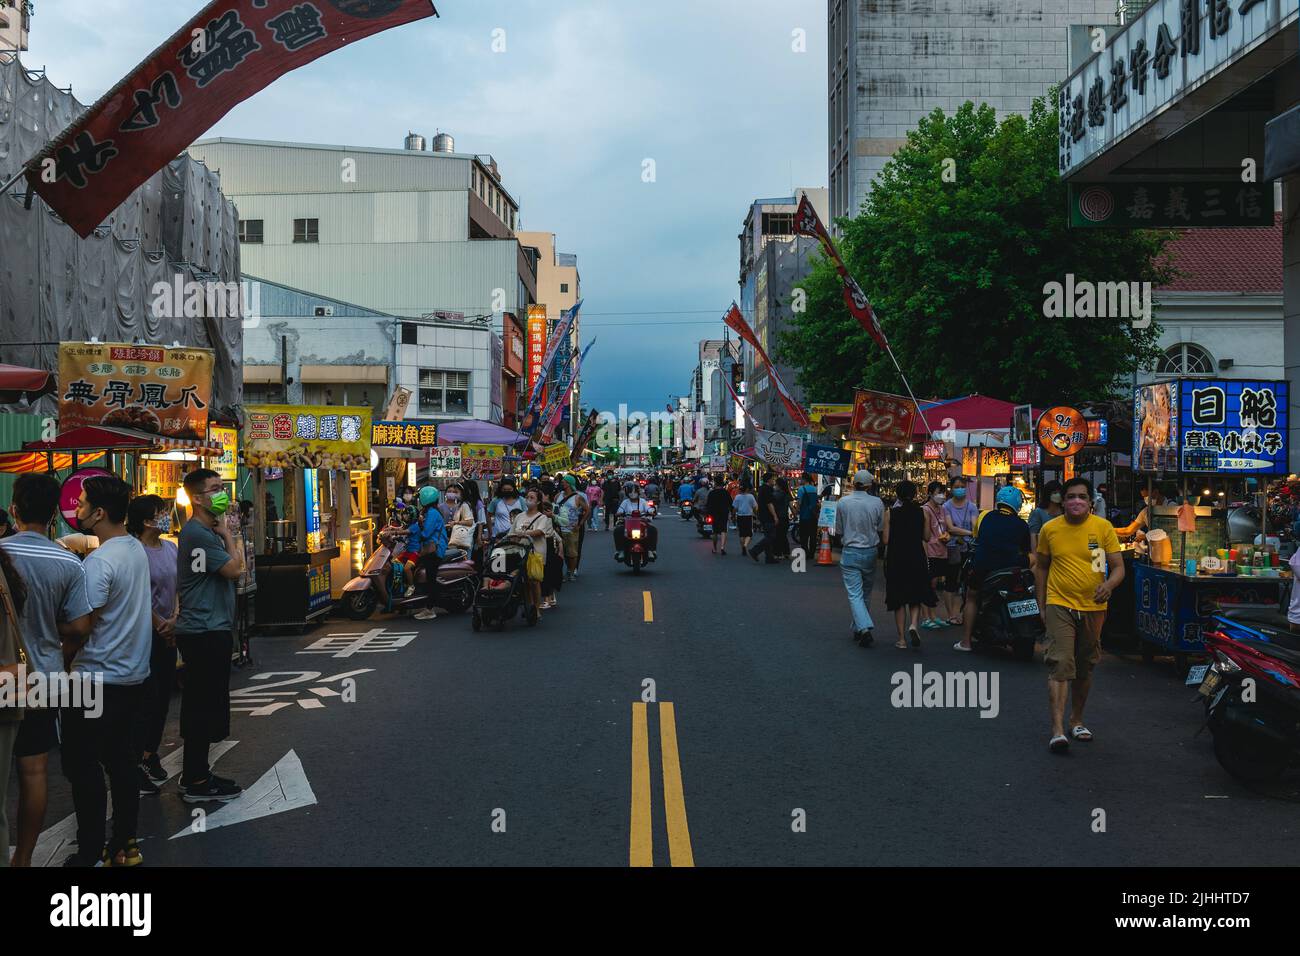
[437, 420, 531, 447]
[0, 364, 55, 405]
[22, 425, 224, 457]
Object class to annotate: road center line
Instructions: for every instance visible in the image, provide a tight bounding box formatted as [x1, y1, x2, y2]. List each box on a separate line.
[658, 702, 695, 867]
[629, 702, 653, 867]
[643, 591, 653, 622]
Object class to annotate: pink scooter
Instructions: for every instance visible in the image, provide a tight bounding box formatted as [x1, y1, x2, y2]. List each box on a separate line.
[341, 529, 479, 620]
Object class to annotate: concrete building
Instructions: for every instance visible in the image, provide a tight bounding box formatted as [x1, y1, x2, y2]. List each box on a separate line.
[516, 230, 581, 435]
[1058, 0, 1298, 467]
[240, 277, 501, 424]
[828, 0, 1118, 223]
[186, 135, 537, 422]
[0, 0, 30, 53]
[737, 189, 827, 435]
[690, 339, 740, 459]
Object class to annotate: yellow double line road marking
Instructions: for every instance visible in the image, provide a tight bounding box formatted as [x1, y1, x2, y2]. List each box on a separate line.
[629, 701, 694, 867]
[643, 590, 653, 622]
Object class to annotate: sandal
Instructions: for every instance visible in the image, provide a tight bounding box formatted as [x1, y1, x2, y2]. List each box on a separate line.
[894, 640, 908, 650]
[1070, 725, 1093, 741]
[947, 617, 963, 626]
[1049, 735, 1070, 754]
[909, 627, 921, 649]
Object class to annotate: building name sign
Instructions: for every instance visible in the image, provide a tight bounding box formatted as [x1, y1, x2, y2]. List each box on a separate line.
[1059, 0, 1299, 176]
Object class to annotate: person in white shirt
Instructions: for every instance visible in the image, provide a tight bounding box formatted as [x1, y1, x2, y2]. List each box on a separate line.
[834, 470, 886, 647]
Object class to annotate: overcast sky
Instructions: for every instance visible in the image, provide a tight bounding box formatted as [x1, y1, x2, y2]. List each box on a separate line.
[32, 0, 828, 415]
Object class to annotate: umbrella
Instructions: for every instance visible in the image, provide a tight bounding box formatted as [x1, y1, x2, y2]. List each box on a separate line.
[0, 364, 55, 404]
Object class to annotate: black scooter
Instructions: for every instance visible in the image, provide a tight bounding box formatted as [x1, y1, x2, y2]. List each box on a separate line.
[969, 565, 1043, 661]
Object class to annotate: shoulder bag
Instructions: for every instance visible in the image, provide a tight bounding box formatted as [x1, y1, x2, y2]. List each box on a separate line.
[0, 562, 28, 723]
[522, 515, 546, 582]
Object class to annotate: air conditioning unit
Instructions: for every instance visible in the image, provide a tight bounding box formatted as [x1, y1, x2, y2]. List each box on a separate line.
[313, 306, 334, 317]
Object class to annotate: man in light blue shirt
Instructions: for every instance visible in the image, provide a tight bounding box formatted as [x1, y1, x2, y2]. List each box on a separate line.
[834, 470, 885, 647]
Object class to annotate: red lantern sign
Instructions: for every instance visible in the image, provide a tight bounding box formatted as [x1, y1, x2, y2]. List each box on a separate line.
[849, 389, 915, 446]
[1037, 406, 1087, 458]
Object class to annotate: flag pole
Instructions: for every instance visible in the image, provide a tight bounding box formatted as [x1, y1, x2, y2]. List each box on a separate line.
[0, 166, 28, 196]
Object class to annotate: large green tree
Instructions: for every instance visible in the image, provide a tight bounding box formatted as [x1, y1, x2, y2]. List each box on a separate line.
[780, 98, 1176, 407]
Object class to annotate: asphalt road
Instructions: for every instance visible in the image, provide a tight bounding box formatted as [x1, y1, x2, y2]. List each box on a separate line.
[12, 511, 1300, 866]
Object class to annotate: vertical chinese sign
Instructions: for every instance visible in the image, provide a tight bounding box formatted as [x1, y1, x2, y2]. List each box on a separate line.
[527, 304, 549, 414]
[58, 343, 213, 439]
[25, 0, 438, 238]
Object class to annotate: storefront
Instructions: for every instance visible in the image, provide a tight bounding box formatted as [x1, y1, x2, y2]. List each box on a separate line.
[243, 404, 373, 630]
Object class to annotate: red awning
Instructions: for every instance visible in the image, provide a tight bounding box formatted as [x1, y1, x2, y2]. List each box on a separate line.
[910, 396, 1039, 440]
[0, 364, 55, 405]
[22, 425, 223, 457]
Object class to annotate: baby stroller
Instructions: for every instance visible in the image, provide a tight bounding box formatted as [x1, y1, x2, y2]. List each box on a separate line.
[472, 535, 537, 631]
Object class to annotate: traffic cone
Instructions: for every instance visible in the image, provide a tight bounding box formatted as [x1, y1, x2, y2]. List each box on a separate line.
[816, 527, 834, 566]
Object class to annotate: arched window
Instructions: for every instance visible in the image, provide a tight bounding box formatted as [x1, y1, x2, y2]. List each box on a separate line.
[1156, 343, 1214, 376]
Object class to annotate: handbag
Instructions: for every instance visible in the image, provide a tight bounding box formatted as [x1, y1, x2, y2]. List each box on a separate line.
[448, 504, 475, 549]
[0, 562, 28, 723]
[521, 515, 546, 581]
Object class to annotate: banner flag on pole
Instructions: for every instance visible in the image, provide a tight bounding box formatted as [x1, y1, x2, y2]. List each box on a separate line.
[722, 366, 759, 431]
[793, 194, 890, 352]
[526, 299, 581, 414]
[539, 339, 593, 445]
[722, 303, 810, 429]
[24, 0, 438, 238]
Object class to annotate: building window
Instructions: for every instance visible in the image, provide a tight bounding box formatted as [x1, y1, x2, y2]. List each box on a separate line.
[418, 369, 470, 415]
[761, 212, 794, 236]
[293, 218, 319, 243]
[1157, 343, 1215, 376]
[237, 219, 263, 244]
[401, 323, 418, 345]
[560, 283, 569, 294]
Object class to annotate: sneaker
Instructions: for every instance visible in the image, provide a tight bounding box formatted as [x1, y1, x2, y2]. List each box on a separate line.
[952, 641, 972, 653]
[413, 608, 438, 621]
[138, 765, 160, 797]
[142, 753, 167, 782]
[180, 777, 243, 803]
[104, 840, 143, 867]
[615, 552, 624, 562]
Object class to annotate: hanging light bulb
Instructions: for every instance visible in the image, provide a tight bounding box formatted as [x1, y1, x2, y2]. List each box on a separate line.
[176, 485, 190, 507]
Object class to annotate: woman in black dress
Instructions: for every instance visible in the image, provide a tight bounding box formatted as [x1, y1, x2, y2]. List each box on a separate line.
[882, 480, 937, 649]
[772, 476, 793, 560]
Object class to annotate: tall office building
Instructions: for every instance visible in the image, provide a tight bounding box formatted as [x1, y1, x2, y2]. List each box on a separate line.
[828, 0, 1119, 225]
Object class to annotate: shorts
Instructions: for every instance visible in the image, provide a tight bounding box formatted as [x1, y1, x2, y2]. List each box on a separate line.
[1044, 605, 1106, 682]
[14, 707, 60, 758]
[927, 557, 949, 584]
[561, 529, 581, 559]
[396, 551, 419, 565]
[737, 516, 754, 538]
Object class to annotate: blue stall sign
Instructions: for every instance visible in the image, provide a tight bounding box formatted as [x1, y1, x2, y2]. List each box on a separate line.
[804, 443, 850, 477]
[1179, 379, 1288, 474]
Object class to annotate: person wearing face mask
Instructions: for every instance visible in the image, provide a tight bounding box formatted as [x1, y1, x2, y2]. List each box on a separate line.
[614, 481, 658, 561]
[921, 481, 953, 630]
[1035, 476, 1124, 755]
[488, 479, 524, 541]
[126, 495, 179, 799]
[0, 473, 93, 867]
[1028, 480, 1064, 553]
[942, 478, 978, 625]
[61, 474, 153, 867]
[174, 469, 245, 805]
[1115, 485, 1165, 541]
[955, 485, 1033, 652]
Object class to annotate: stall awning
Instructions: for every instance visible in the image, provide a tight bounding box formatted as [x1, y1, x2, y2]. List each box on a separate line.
[0, 450, 106, 474]
[243, 365, 282, 384]
[0, 364, 56, 405]
[909, 396, 1038, 441]
[437, 420, 530, 446]
[300, 365, 388, 384]
[22, 425, 224, 457]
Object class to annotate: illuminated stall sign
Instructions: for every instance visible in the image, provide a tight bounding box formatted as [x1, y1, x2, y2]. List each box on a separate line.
[1179, 380, 1288, 474]
[371, 420, 438, 448]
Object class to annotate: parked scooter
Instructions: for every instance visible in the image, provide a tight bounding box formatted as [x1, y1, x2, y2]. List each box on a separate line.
[341, 530, 479, 620]
[1191, 608, 1300, 783]
[969, 565, 1043, 661]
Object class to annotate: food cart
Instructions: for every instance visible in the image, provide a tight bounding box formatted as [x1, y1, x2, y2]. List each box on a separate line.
[243, 404, 372, 631]
[1130, 379, 1291, 669]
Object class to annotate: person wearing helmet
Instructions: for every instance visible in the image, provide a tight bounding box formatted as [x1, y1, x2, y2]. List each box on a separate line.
[955, 484, 1032, 652]
[412, 486, 447, 621]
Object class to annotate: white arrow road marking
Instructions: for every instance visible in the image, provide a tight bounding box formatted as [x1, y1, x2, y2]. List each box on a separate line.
[170, 749, 316, 839]
[18, 740, 239, 867]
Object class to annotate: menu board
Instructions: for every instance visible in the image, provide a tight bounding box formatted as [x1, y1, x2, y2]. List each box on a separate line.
[58, 342, 213, 440]
[1134, 380, 1288, 475]
[244, 405, 372, 470]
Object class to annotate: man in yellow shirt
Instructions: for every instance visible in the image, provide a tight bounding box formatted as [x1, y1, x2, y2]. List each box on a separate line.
[1034, 477, 1125, 754]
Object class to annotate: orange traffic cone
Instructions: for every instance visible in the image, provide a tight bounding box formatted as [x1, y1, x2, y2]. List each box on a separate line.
[816, 527, 834, 566]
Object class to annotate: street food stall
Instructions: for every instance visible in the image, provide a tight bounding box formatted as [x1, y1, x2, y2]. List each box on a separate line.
[243, 404, 372, 630]
[1130, 380, 1291, 669]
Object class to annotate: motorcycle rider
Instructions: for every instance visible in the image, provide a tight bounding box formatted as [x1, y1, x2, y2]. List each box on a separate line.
[955, 485, 1032, 652]
[692, 478, 712, 532]
[412, 486, 447, 621]
[614, 482, 658, 562]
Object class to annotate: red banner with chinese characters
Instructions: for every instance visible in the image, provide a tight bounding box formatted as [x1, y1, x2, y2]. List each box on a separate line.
[721, 303, 810, 429]
[849, 389, 915, 446]
[794, 194, 890, 352]
[26, 0, 437, 237]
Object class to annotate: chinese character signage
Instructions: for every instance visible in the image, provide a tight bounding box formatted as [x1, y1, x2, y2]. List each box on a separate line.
[208, 425, 238, 480]
[849, 389, 916, 446]
[461, 444, 504, 480]
[143, 459, 183, 499]
[923, 440, 947, 461]
[1011, 443, 1041, 468]
[538, 442, 572, 475]
[804, 443, 850, 478]
[370, 420, 438, 448]
[25, 0, 437, 238]
[527, 305, 549, 409]
[1037, 406, 1087, 458]
[1070, 182, 1271, 228]
[1134, 380, 1288, 474]
[428, 445, 462, 478]
[1059, 0, 1299, 179]
[243, 404, 371, 470]
[58, 342, 213, 439]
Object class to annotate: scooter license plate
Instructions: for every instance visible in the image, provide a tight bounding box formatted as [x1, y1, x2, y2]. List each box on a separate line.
[1197, 670, 1223, 698]
[1007, 599, 1039, 619]
[1185, 664, 1210, 686]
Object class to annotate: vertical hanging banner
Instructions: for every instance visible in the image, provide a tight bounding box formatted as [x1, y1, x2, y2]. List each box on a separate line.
[526, 299, 581, 414]
[721, 303, 810, 429]
[25, 0, 438, 238]
[793, 194, 890, 352]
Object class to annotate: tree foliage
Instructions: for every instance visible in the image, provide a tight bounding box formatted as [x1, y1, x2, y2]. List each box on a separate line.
[780, 98, 1176, 407]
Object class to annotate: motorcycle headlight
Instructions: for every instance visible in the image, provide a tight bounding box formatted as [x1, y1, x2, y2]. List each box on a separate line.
[631, 529, 642, 539]
[1212, 651, 1242, 673]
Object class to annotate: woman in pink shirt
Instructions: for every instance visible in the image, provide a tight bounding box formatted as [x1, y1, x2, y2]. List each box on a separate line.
[921, 481, 953, 629]
[585, 479, 603, 531]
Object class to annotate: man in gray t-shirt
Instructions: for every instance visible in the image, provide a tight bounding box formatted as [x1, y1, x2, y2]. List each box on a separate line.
[1, 473, 94, 866]
[173, 468, 244, 803]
